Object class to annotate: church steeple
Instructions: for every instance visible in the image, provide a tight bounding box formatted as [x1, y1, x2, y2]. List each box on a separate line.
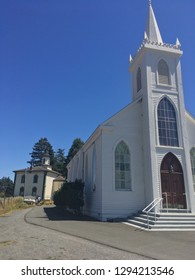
[145, 0, 163, 43]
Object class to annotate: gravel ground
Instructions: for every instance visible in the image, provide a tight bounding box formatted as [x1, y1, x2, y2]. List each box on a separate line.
[25, 205, 195, 260]
[0, 208, 150, 260]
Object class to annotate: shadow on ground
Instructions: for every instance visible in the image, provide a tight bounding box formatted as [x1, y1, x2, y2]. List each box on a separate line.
[43, 206, 99, 222]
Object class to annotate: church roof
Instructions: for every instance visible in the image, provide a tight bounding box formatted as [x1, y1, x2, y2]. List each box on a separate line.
[145, 1, 163, 43]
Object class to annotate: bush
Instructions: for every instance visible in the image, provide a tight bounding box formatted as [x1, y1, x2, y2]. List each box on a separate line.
[53, 180, 84, 214]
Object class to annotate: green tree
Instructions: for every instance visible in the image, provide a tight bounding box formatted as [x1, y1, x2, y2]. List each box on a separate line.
[53, 148, 66, 177]
[67, 138, 84, 164]
[0, 177, 14, 197]
[29, 137, 55, 167]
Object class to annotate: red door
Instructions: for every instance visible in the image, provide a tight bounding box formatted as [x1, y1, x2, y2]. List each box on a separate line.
[161, 153, 186, 209]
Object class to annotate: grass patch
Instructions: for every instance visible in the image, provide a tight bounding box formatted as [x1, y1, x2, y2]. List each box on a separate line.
[0, 197, 33, 216]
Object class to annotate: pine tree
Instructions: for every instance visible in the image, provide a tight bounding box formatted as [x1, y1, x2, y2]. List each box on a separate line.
[67, 138, 84, 164]
[0, 177, 14, 197]
[29, 137, 55, 167]
[53, 148, 66, 177]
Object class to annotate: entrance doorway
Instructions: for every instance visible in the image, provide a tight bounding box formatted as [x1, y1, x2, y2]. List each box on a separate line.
[161, 153, 186, 209]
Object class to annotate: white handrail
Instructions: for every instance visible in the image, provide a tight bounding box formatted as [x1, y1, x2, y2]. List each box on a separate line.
[143, 198, 161, 213]
[143, 197, 163, 229]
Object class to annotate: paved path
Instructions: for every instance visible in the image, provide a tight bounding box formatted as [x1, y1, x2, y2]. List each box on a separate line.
[25, 205, 195, 260]
[0, 207, 149, 260]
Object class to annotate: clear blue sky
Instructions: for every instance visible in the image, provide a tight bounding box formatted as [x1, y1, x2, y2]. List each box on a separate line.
[0, 0, 195, 180]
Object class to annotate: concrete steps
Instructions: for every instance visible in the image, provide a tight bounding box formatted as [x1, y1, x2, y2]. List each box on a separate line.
[126, 212, 195, 231]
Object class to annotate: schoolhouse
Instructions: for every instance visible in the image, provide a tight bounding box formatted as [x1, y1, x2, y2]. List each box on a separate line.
[14, 154, 65, 201]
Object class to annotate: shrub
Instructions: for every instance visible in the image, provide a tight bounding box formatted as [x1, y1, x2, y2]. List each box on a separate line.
[53, 180, 84, 214]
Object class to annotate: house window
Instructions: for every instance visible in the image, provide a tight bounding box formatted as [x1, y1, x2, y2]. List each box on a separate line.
[33, 175, 38, 183]
[137, 67, 142, 92]
[190, 148, 195, 192]
[21, 175, 25, 183]
[158, 97, 179, 147]
[158, 59, 170, 85]
[115, 141, 131, 191]
[32, 187, 37, 196]
[19, 187, 24, 196]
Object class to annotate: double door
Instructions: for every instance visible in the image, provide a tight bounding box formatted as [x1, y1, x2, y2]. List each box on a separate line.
[161, 153, 186, 209]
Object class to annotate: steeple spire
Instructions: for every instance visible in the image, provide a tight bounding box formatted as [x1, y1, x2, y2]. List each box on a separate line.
[146, 0, 163, 43]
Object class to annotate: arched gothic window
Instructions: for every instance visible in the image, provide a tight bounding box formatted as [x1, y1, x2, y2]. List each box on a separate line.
[158, 59, 170, 85]
[115, 141, 131, 190]
[137, 67, 142, 92]
[33, 175, 38, 183]
[158, 97, 179, 147]
[190, 148, 195, 191]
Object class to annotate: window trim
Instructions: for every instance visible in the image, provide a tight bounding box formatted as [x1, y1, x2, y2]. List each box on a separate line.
[157, 96, 179, 147]
[157, 59, 171, 87]
[114, 140, 132, 191]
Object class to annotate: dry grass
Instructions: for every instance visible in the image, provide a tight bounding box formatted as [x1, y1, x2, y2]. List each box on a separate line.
[0, 197, 33, 216]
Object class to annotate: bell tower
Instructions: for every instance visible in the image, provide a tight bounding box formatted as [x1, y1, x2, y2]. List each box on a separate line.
[42, 153, 52, 170]
[129, 1, 195, 211]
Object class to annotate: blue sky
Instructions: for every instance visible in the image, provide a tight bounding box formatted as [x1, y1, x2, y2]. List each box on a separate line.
[0, 0, 195, 180]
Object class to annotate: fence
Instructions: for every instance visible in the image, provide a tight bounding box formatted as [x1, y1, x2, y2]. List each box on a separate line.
[0, 197, 24, 215]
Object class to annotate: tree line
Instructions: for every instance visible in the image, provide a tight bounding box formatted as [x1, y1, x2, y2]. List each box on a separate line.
[28, 137, 84, 177]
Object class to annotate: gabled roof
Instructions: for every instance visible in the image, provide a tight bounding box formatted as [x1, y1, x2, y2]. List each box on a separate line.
[13, 165, 61, 175]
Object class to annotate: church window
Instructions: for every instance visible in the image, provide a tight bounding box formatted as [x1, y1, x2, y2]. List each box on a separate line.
[158, 97, 179, 147]
[137, 67, 142, 92]
[76, 157, 79, 177]
[32, 187, 37, 196]
[33, 175, 38, 183]
[19, 187, 24, 196]
[115, 141, 131, 191]
[21, 174, 25, 183]
[190, 148, 195, 192]
[85, 154, 89, 192]
[92, 146, 96, 191]
[158, 59, 170, 85]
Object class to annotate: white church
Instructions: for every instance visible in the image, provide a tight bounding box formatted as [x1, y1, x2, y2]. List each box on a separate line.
[67, 2, 195, 225]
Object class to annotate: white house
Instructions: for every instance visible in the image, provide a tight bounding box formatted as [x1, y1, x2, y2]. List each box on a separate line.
[14, 154, 65, 201]
[67, 2, 195, 222]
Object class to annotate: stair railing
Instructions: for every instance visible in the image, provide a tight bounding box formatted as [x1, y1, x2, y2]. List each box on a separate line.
[162, 192, 168, 212]
[143, 198, 163, 229]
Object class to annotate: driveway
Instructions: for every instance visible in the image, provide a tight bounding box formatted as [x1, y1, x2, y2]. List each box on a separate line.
[25, 205, 195, 260]
[0, 207, 149, 260]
